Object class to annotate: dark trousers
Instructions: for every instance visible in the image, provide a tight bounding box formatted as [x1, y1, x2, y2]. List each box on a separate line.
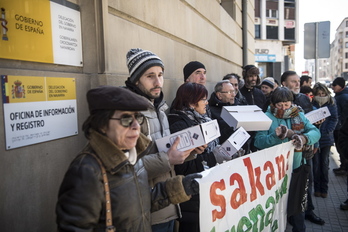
[289, 212, 306, 232]
[152, 220, 175, 232]
[334, 130, 347, 169]
[313, 146, 331, 194]
[305, 158, 315, 213]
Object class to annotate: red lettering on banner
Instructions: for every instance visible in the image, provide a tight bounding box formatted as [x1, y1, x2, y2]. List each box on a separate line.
[286, 151, 290, 171]
[210, 179, 226, 222]
[264, 161, 276, 190]
[275, 154, 285, 180]
[230, 173, 247, 209]
[244, 157, 265, 202]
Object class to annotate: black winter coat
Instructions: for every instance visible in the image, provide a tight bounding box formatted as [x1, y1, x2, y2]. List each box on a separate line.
[167, 111, 217, 217]
[208, 92, 236, 144]
[240, 86, 266, 109]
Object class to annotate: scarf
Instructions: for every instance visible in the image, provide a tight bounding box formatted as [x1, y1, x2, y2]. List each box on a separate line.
[313, 96, 330, 107]
[270, 104, 305, 134]
[181, 107, 219, 153]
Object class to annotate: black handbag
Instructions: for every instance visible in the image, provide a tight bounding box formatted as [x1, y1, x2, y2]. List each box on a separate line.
[287, 158, 310, 217]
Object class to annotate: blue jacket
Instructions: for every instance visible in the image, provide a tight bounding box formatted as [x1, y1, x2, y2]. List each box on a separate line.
[254, 108, 321, 169]
[312, 101, 338, 148]
[334, 87, 348, 129]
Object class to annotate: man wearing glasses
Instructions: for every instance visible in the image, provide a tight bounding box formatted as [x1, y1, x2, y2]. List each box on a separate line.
[223, 73, 248, 105]
[124, 48, 194, 232]
[208, 80, 236, 144]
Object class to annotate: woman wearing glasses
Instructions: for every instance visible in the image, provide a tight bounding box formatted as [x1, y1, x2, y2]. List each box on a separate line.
[168, 82, 230, 232]
[56, 86, 201, 232]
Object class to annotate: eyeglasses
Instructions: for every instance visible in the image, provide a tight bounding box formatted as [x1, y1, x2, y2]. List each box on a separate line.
[219, 91, 235, 94]
[110, 113, 145, 127]
[230, 83, 239, 87]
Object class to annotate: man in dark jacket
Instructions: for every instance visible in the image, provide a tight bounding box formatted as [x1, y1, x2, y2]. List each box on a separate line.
[332, 77, 348, 175]
[239, 65, 266, 109]
[339, 118, 348, 210]
[208, 80, 236, 144]
[281, 70, 325, 226]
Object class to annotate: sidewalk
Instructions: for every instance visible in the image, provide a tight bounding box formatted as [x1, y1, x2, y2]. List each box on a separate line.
[286, 146, 348, 232]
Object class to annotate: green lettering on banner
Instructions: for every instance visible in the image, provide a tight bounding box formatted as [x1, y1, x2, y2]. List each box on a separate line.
[237, 216, 252, 232]
[248, 204, 265, 232]
[265, 196, 275, 227]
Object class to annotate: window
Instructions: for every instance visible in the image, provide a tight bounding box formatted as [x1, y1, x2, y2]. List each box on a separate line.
[346, 31, 348, 38]
[255, 25, 261, 39]
[346, 52, 348, 59]
[267, 26, 278, 39]
[345, 63, 348, 69]
[266, 9, 278, 18]
[221, 0, 236, 20]
[285, 28, 295, 40]
[346, 20, 348, 27]
[346, 42, 348, 48]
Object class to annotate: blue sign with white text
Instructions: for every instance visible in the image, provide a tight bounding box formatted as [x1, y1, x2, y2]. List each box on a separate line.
[255, 54, 276, 62]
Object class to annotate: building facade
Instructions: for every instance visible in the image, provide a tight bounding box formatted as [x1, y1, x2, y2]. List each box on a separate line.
[330, 17, 348, 80]
[254, 0, 298, 82]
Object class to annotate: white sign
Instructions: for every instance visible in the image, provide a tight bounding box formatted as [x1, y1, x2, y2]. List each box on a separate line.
[305, 106, 331, 124]
[197, 142, 294, 232]
[3, 100, 78, 150]
[50, 1, 83, 66]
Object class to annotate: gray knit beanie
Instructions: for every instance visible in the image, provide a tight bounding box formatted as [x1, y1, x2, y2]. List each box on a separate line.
[126, 48, 164, 83]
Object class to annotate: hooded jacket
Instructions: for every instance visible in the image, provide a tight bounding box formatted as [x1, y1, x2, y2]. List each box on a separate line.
[125, 80, 179, 225]
[56, 130, 190, 232]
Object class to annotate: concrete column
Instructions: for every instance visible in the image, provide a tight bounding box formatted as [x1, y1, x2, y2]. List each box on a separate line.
[260, 0, 266, 40]
[278, 0, 284, 40]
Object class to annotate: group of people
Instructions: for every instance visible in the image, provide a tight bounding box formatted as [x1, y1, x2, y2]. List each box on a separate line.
[55, 48, 348, 232]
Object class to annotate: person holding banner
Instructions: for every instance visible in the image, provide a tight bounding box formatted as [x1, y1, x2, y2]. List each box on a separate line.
[254, 87, 321, 232]
[311, 83, 338, 198]
[168, 82, 232, 232]
[56, 86, 202, 232]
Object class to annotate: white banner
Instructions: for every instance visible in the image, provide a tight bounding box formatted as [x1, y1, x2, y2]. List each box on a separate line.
[197, 142, 294, 232]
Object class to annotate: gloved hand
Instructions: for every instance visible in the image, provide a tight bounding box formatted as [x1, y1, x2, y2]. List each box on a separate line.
[275, 125, 295, 139]
[291, 134, 308, 150]
[182, 173, 202, 196]
[212, 146, 232, 164]
[231, 148, 245, 159]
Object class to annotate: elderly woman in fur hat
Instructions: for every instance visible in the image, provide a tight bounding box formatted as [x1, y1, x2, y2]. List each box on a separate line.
[56, 86, 201, 232]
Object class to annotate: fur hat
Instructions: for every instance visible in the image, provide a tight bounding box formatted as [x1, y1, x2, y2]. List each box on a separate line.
[126, 48, 164, 83]
[242, 65, 260, 78]
[332, 77, 346, 88]
[183, 61, 206, 82]
[87, 86, 150, 113]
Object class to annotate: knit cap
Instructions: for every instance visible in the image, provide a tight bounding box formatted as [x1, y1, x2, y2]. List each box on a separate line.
[126, 48, 164, 83]
[261, 77, 275, 88]
[183, 61, 206, 82]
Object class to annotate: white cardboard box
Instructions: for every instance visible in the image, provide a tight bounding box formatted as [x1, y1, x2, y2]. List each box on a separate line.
[221, 105, 272, 131]
[218, 127, 250, 158]
[155, 120, 220, 152]
[305, 106, 331, 124]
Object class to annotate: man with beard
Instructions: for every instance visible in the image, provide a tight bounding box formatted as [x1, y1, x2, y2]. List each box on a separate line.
[124, 48, 195, 232]
[281, 70, 325, 227]
[239, 65, 266, 109]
